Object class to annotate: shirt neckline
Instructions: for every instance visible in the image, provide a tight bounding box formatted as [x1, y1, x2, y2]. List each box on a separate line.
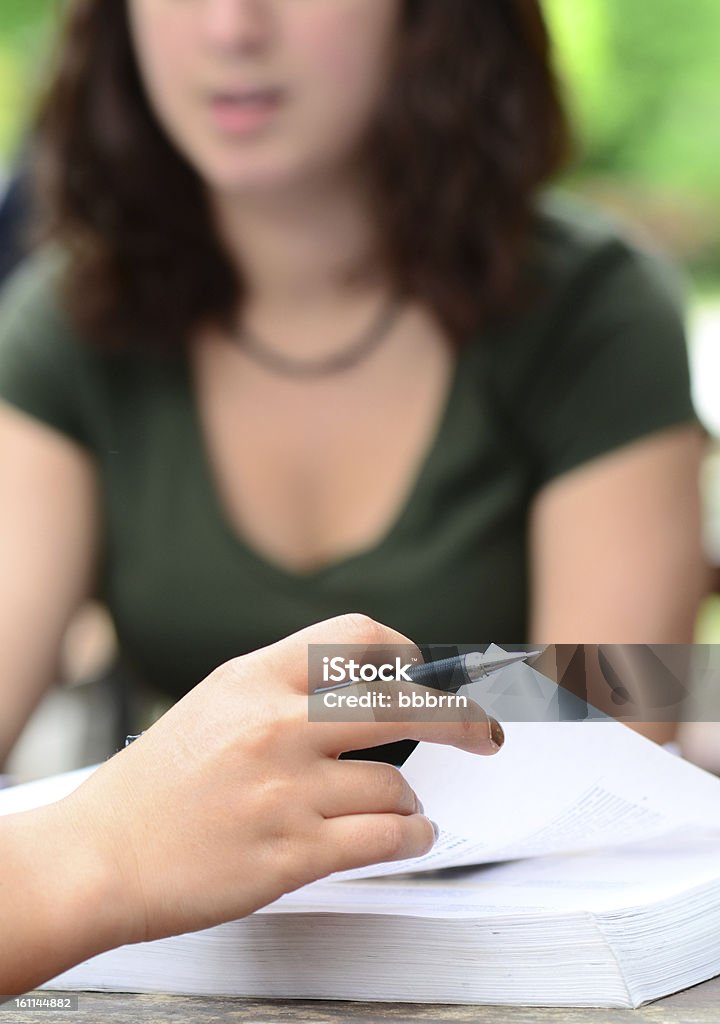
[178, 343, 468, 587]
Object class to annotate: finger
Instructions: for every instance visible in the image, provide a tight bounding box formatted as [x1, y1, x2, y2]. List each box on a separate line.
[317, 813, 436, 875]
[251, 614, 422, 696]
[313, 760, 421, 819]
[309, 685, 504, 756]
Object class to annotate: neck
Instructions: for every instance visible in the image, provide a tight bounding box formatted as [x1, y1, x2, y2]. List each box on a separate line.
[210, 170, 383, 313]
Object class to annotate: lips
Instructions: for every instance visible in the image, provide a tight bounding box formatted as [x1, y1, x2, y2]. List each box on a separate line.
[209, 88, 285, 135]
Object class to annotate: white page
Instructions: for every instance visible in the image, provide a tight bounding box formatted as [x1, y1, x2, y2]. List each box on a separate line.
[277, 834, 720, 917]
[339, 713, 720, 878]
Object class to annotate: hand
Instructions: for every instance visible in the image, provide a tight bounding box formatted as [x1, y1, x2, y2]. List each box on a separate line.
[0, 614, 501, 993]
[72, 613, 501, 943]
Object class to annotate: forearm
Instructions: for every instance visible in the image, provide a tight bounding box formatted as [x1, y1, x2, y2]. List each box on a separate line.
[0, 800, 130, 995]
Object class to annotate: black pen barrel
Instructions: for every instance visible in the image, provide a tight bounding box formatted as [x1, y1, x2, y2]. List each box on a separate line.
[406, 655, 469, 693]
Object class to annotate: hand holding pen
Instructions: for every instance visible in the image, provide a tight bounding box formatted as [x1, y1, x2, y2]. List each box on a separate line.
[8, 615, 504, 998]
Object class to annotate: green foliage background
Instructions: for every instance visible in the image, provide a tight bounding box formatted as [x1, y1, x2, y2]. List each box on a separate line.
[1, 0, 719, 281]
[547, 0, 720, 196]
[547, 0, 720, 287]
[0, 1, 58, 160]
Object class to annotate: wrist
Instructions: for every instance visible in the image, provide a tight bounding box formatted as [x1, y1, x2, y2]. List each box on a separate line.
[0, 797, 137, 994]
[58, 780, 147, 950]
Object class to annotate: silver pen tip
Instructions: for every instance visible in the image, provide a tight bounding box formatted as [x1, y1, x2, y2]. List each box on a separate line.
[464, 649, 540, 681]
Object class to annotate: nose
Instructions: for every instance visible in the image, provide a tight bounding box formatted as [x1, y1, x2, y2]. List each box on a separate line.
[202, 0, 274, 54]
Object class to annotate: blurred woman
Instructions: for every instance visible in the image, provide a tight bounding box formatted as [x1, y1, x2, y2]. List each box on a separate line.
[0, 0, 705, 760]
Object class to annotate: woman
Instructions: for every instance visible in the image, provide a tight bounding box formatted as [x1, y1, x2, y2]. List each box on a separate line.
[0, 0, 705, 761]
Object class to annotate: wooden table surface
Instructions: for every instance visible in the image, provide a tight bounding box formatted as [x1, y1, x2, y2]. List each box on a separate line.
[4, 978, 719, 1024]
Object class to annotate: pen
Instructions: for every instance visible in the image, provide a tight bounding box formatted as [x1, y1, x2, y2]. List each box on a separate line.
[312, 649, 540, 696]
[405, 649, 540, 692]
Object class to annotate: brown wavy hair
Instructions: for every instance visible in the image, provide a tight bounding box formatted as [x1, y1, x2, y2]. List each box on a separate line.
[32, 0, 571, 351]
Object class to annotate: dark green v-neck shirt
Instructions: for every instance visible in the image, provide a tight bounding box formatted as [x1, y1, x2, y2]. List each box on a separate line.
[0, 197, 697, 699]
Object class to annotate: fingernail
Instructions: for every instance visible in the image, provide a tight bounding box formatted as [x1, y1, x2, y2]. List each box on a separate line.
[416, 796, 425, 815]
[430, 820, 440, 842]
[489, 717, 505, 751]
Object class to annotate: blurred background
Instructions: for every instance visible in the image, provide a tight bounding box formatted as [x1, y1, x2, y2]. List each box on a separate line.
[1, 1, 719, 776]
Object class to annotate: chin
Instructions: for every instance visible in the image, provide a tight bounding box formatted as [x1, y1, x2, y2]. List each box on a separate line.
[210, 171, 296, 197]
[195, 144, 305, 197]
[198, 139, 348, 200]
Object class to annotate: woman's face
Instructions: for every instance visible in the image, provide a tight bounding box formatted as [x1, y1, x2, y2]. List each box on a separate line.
[128, 0, 403, 194]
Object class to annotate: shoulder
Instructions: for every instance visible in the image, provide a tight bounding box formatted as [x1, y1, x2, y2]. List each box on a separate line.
[0, 246, 154, 381]
[0, 248, 183, 450]
[0, 246, 82, 356]
[484, 192, 688, 386]
[480, 194, 696, 488]
[0, 245, 66, 309]
[0, 249, 112, 447]
[528, 191, 685, 326]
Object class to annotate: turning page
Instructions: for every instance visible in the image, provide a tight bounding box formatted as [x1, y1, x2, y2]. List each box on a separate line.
[339, 711, 720, 878]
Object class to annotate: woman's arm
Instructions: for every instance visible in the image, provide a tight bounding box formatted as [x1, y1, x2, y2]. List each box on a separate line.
[528, 423, 708, 739]
[0, 613, 502, 995]
[0, 403, 101, 764]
